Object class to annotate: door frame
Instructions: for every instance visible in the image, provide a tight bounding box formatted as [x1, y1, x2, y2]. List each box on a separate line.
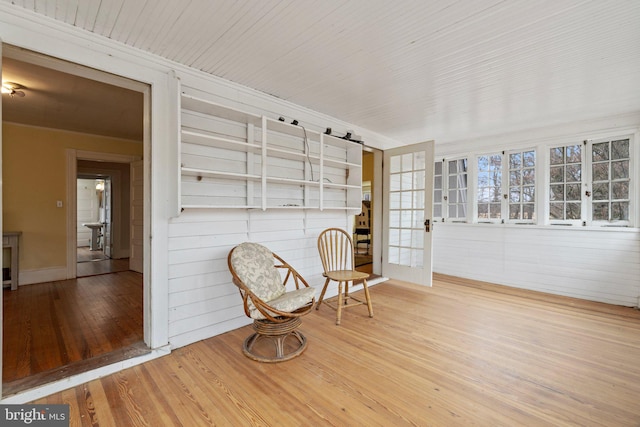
[66, 150, 140, 278]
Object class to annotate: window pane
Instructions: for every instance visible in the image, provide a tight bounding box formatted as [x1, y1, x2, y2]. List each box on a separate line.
[434, 176, 442, 189]
[390, 156, 401, 173]
[390, 174, 401, 191]
[550, 147, 564, 165]
[509, 204, 520, 219]
[434, 161, 442, 175]
[523, 169, 535, 185]
[611, 202, 629, 220]
[612, 139, 629, 160]
[592, 163, 609, 181]
[550, 166, 564, 183]
[415, 171, 425, 190]
[550, 203, 563, 219]
[401, 153, 412, 171]
[592, 142, 609, 161]
[490, 203, 501, 218]
[566, 164, 581, 182]
[509, 153, 521, 169]
[477, 203, 488, 218]
[390, 192, 401, 209]
[510, 171, 521, 186]
[523, 151, 535, 167]
[612, 181, 629, 200]
[509, 188, 520, 203]
[567, 203, 581, 219]
[522, 186, 535, 202]
[550, 184, 564, 201]
[592, 202, 609, 220]
[523, 204, 535, 220]
[566, 145, 581, 163]
[611, 160, 629, 180]
[434, 205, 442, 217]
[566, 184, 581, 201]
[592, 183, 609, 200]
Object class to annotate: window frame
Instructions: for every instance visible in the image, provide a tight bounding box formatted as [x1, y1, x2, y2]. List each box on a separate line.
[475, 148, 537, 224]
[434, 156, 469, 223]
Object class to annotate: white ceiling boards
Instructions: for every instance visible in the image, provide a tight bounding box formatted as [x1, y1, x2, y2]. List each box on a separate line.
[1, 0, 640, 144]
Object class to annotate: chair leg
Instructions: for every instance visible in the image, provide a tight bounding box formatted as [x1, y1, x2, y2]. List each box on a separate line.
[362, 279, 374, 318]
[336, 281, 344, 325]
[316, 278, 330, 310]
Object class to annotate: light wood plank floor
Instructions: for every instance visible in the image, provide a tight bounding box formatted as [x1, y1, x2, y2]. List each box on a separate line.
[3, 271, 144, 395]
[32, 274, 640, 426]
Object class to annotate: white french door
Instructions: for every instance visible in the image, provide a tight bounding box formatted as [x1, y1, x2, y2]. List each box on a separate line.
[382, 141, 435, 285]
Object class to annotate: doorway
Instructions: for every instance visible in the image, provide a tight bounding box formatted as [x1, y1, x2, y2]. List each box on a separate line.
[1, 46, 149, 396]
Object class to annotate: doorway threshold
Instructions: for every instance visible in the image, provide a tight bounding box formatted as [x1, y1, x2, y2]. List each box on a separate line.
[3, 341, 150, 398]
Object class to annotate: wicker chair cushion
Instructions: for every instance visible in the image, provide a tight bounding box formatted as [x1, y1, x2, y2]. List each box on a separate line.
[250, 286, 316, 320]
[230, 242, 286, 303]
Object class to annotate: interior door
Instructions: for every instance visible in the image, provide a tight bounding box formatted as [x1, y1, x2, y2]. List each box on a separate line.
[130, 160, 144, 273]
[102, 178, 112, 258]
[382, 141, 435, 285]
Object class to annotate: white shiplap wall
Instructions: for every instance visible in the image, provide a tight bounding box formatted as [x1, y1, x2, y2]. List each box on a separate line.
[167, 208, 348, 348]
[434, 224, 640, 306]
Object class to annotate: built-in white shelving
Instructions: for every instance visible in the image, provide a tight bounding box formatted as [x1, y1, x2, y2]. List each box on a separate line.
[179, 90, 362, 211]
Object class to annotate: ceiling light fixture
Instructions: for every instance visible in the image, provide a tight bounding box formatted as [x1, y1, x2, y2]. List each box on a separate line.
[1, 82, 26, 97]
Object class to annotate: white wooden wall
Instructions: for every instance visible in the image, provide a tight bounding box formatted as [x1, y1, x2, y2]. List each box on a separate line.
[167, 209, 348, 348]
[433, 224, 639, 306]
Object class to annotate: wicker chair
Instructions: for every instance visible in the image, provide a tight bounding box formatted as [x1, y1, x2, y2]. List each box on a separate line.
[317, 228, 373, 325]
[228, 242, 316, 362]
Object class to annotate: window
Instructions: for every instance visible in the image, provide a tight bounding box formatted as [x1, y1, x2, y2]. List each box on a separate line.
[508, 150, 536, 221]
[549, 144, 582, 222]
[433, 158, 468, 221]
[434, 161, 443, 218]
[549, 137, 631, 226]
[590, 138, 630, 223]
[477, 154, 503, 220]
[447, 159, 468, 220]
[477, 150, 536, 222]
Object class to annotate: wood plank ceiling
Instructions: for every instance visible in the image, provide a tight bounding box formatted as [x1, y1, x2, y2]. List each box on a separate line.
[2, 0, 640, 145]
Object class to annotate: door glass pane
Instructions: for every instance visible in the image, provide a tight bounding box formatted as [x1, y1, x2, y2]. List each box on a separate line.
[387, 150, 426, 268]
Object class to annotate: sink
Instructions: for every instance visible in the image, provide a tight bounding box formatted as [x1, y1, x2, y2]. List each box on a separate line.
[82, 223, 103, 250]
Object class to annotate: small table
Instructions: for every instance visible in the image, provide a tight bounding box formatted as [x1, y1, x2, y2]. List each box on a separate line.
[3, 231, 21, 291]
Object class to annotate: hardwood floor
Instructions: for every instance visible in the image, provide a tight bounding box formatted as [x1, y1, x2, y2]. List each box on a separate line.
[3, 271, 144, 396]
[33, 274, 640, 426]
[76, 246, 130, 277]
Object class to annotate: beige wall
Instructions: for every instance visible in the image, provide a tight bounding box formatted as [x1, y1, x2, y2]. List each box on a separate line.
[2, 122, 142, 272]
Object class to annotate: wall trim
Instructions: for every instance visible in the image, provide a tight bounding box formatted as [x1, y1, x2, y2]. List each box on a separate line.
[19, 267, 67, 286]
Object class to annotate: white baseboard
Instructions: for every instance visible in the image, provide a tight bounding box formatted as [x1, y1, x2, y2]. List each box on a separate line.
[19, 266, 68, 286]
